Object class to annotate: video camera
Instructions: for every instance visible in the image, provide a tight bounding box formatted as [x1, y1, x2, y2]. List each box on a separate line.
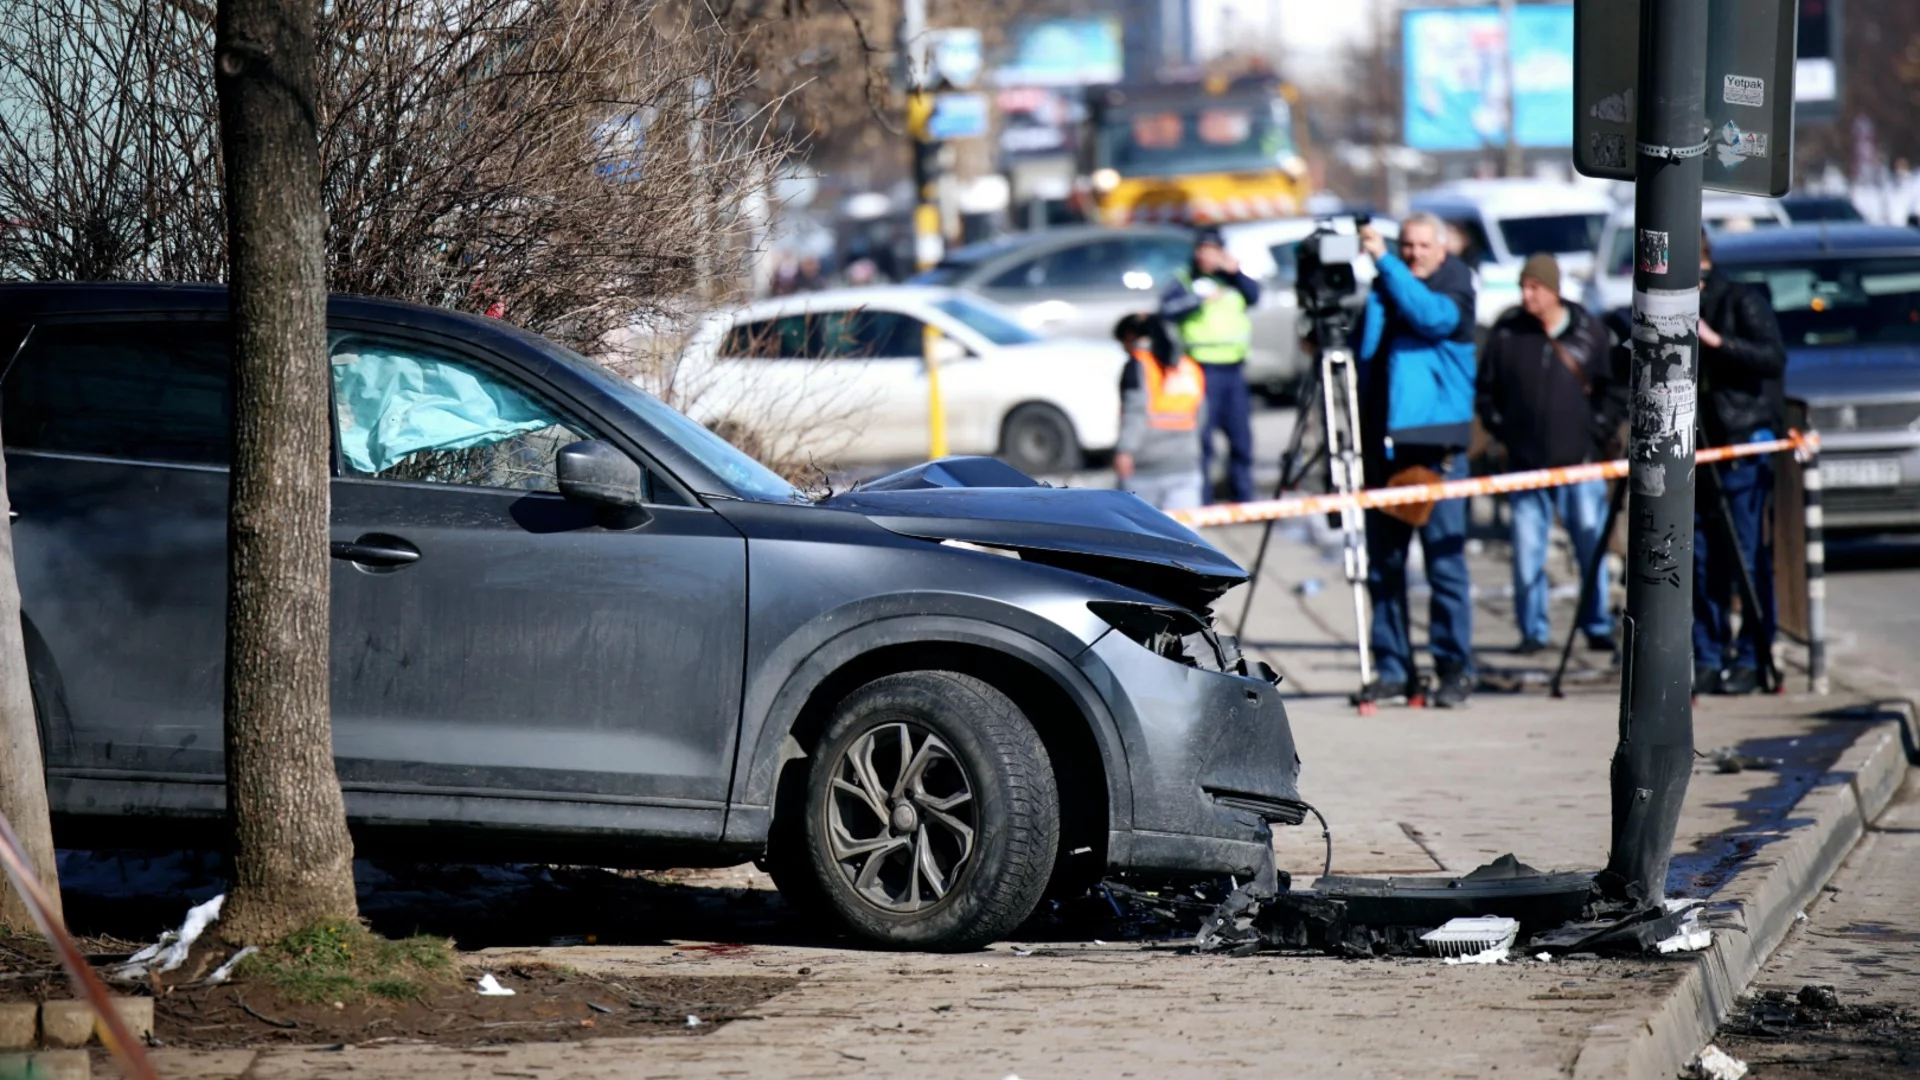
[1294, 213, 1373, 328]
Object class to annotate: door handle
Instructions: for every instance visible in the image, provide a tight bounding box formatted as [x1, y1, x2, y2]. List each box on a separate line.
[330, 534, 421, 568]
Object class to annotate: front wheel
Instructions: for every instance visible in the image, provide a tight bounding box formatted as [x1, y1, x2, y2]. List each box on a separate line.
[800, 671, 1059, 950]
[999, 403, 1081, 475]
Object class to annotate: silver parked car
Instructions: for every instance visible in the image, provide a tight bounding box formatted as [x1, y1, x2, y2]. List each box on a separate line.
[911, 225, 1304, 397]
[1713, 226, 1920, 531]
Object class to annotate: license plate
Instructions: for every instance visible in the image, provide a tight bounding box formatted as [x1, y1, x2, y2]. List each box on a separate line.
[1825, 457, 1905, 489]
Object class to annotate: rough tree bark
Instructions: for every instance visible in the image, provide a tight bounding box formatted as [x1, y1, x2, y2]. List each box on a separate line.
[214, 0, 358, 941]
[0, 428, 63, 932]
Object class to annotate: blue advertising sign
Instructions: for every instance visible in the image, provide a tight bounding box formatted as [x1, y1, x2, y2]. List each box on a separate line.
[928, 93, 991, 140]
[1403, 5, 1575, 152]
[995, 16, 1124, 88]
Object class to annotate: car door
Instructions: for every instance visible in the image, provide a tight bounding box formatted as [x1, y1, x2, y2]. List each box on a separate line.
[324, 327, 747, 840]
[805, 308, 933, 462]
[2, 316, 233, 802]
[711, 310, 929, 466]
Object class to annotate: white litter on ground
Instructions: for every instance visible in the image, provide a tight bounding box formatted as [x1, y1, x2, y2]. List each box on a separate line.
[110, 893, 226, 981]
[1656, 905, 1713, 953]
[1687, 1043, 1749, 1079]
[685, 1014, 703, 1028]
[1423, 916, 1520, 962]
[1535, 952, 1553, 962]
[204, 945, 259, 986]
[475, 974, 516, 996]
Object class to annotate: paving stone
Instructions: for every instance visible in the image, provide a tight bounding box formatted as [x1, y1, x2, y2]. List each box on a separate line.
[92, 999, 152, 1045]
[34, 1003, 93, 1050]
[0, 1004, 36, 1050]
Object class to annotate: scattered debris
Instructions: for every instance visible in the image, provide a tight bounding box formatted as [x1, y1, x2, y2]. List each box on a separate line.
[1655, 906, 1713, 954]
[1421, 917, 1519, 961]
[1534, 952, 1553, 962]
[1686, 1043, 1749, 1080]
[204, 946, 259, 986]
[475, 974, 515, 996]
[110, 893, 226, 982]
[1796, 983, 1840, 1011]
[1705, 747, 1783, 774]
[1197, 855, 1592, 958]
[685, 1014, 703, 1028]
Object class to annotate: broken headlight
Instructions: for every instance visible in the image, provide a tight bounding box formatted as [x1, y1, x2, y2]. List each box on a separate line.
[1087, 602, 1278, 684]
[1087, 601, 1231, 672]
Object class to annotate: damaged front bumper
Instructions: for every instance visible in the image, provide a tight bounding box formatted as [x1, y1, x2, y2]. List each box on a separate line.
[1074, 603, 1304, 883]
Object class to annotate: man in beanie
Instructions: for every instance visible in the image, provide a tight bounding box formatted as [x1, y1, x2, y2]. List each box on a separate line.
[1161, 226, 1260, 503]
[1476, 252, 1624, 655]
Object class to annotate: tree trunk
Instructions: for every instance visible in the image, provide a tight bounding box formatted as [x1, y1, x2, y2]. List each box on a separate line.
[0, 436, 62, 932]
[215, 0, 358, 942]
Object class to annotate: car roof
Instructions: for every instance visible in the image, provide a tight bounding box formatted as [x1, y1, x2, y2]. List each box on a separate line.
[934, 224, 1192, 265]
[1412, 180, 1613, 218]
[1708, 224, 1920, 262]
[0, 281, 535, 343]
[727, 285, 960, 321]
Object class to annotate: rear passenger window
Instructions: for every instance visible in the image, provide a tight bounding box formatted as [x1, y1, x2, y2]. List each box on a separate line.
[0, 321, 230, 465]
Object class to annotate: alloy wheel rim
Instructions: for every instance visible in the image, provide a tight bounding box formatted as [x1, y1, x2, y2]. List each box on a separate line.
[825, 721, 977, 914]
[1017, 423, 1061, 468]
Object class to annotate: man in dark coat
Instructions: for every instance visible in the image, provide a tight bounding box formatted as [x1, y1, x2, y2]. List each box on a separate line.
[1694, 231, 1789, 694]
[1476, 253, 1626, 654]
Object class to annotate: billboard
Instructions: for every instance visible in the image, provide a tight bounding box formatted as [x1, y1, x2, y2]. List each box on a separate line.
[995, 16, 1124, 88]
[1403, 5, 1575, 152]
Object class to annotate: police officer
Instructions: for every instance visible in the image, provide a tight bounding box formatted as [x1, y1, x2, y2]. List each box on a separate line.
[1160, 226, 1259, 504]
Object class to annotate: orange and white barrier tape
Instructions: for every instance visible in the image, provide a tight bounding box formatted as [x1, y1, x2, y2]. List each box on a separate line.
[1169, 431, 1819, 529]
[0, 811, 161, 1079]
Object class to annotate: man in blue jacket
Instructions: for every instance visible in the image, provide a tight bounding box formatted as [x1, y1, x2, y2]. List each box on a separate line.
[1355, 213, 1479, 708]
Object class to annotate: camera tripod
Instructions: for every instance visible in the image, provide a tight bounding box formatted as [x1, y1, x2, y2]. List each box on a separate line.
[1236, 316, 1384, 712]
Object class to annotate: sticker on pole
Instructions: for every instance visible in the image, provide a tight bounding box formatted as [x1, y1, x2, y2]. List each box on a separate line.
[1715, 121, 1769, 167]
[1637, 229, 1670, 275]
[1722, 74, 1765, 107]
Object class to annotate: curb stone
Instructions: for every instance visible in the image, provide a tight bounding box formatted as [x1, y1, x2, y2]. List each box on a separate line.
[1569, 714, 1913, 1080]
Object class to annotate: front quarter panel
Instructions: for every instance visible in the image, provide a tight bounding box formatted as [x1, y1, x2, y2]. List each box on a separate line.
[714, 500, 1141, 842]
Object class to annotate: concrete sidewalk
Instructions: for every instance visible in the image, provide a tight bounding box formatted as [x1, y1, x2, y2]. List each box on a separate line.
[108, 521, 1914, 1080]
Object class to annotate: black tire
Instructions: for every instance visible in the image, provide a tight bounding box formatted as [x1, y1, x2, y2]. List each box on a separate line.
[799, 671, 1058, 950]
[999, 403, 1081, 475]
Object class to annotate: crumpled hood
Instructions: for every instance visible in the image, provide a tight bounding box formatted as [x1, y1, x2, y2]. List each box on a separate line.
[822, 457, 1247, 608]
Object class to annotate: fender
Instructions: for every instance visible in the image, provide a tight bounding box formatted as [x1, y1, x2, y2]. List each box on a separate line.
[722, 599, 1135, 847]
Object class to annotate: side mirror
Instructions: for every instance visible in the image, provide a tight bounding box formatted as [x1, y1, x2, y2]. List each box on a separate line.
[927, 336, 971, 365]
[556, 440, 644, 509]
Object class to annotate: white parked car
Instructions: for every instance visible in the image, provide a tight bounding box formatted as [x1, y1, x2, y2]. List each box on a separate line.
[1582, 194, 1792, 316]
[676, 287, 1126, 474]
[1410, 180, 1613, 327]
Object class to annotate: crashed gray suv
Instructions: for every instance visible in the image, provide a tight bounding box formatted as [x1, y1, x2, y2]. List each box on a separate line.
[0, 284, 1303, 950]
